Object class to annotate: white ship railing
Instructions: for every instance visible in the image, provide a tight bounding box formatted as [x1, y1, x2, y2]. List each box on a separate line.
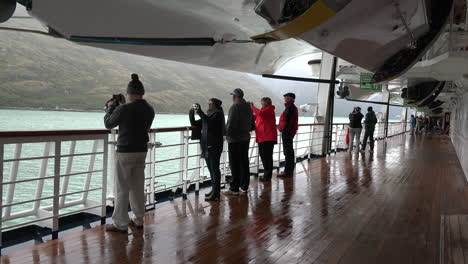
[0, 122, 408, 247]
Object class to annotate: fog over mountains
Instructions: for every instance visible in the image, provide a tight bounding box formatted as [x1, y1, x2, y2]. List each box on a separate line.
[0, 13, 280, 113]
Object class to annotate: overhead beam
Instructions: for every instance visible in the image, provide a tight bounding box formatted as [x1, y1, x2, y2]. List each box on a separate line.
[344, 98, 404, 107]
[69, 36, 217, 46]
[325, 57, 338, 154]
[262, 74, 340, 84]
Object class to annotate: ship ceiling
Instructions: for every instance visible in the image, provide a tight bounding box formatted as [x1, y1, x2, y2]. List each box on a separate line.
[0, 0, 467, 116]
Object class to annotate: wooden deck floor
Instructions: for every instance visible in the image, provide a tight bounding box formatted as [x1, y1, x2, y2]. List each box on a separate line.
[2, 134, 468, 264]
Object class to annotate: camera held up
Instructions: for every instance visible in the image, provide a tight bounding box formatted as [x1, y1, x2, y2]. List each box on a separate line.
[106, 94, 125, 108]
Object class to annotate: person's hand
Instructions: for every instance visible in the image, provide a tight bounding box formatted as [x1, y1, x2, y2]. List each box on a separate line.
[195, 103, 202, 112]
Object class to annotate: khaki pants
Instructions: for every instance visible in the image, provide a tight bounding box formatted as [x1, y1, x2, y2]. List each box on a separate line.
[112, 152, 147, 230]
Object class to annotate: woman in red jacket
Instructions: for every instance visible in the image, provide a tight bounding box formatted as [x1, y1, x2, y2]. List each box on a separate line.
[250, 97, 277, 182]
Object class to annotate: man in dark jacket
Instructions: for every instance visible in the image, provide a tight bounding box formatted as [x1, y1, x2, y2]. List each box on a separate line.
[348, 107, 364, 153]
[361, 106, 378, 153]
[278, 93, 299, 177]
[224, 88, 254, 195]
[104, 74, 155, 232]
[189, 99, 225, 201]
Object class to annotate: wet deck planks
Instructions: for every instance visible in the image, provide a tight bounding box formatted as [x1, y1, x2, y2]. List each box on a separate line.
[2, 134, 468, 264]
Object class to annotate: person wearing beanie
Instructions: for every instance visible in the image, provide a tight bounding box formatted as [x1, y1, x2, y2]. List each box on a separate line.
[189, 98, 226, 201]
[104, 73, 155, 233]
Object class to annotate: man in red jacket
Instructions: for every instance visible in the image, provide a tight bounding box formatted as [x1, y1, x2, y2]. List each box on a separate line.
[251, 97, 277, 181]
[278, 93, 298, 177]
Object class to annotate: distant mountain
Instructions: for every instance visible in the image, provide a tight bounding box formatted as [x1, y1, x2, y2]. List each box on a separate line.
[0, 20, 280, 113]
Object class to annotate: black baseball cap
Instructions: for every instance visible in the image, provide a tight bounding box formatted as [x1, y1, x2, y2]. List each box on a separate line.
[230, 88, 244, 97]
[283, 93, 296, 99]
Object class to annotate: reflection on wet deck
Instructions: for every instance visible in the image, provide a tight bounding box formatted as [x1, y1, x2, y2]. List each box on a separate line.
[2, 134, 468, 264]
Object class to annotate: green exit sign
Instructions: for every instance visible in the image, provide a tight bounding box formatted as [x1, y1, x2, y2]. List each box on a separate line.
[360, 74, 382, 91]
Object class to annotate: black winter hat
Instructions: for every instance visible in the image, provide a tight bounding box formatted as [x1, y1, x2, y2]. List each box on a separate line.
[127, 74, 145, 95]
[210, 98, 223, 108]
[283, 92, 296, 99]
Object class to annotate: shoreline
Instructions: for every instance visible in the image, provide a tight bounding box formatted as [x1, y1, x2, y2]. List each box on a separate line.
[0, 107, 185, 115]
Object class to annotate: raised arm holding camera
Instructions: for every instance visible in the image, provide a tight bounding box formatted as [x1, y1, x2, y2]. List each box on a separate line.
[104, 73, 155, 233]
[189, 99, 225, 201]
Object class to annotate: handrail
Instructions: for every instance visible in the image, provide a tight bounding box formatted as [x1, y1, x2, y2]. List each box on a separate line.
[0, 120, 409, 248]
[0, 130, 110, 138]
[0, 121, 407, 137]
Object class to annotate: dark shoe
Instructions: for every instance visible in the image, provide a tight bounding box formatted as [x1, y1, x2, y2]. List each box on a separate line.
[204, 191, 213, 197]
[223, 189, 239, 196]
[129, 220, 143, 229]
[277, 172, 292, 178]
[105, 224, 127, 233]
[205, 193, 220, 201]
[259, 177, 271, 182]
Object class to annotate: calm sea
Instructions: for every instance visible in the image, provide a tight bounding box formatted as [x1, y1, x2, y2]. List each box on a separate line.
[0, 109, 352, 130]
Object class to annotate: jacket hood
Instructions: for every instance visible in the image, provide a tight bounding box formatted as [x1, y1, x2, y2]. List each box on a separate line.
[208, 108, 224, 114]
[262, 105, 275, 110]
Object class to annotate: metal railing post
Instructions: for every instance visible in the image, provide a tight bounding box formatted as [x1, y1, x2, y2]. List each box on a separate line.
[108, 131, 117, 200]
[256, 140, 260, 176]
[33, 142, 52, 211]
[294, 130, 299, 162]
[308, 125, 314, 159]
[221, 140, 227, 186]
[101, 137, 108, 225]
[82, 140, 99, 201]
[0, 143, 4, 254]
[277, 133, 282, 172]
[181, 130, 189, 200]
[60, 141, 76, 207]
[52, 140, 61, 240]
[185, 129, 190, 197]
[149, 133, 156, 205]
[4, 144, 22, 218]
[195, 142, 201, 196]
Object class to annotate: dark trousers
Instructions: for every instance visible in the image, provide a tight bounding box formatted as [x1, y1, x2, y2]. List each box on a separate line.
[362, 128, 375, 150]
[205, 147, 223, 195]
[228, 141, 250, 191]
[259, 141, 275, 179]
[282, 134, 295, 175]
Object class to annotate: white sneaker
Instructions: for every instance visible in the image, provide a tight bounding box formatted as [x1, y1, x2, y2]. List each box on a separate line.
[240, 188, 248, 194]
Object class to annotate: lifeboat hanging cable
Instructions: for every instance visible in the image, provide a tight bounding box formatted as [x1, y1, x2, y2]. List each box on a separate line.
[0, 25, 271, 46]
[392, 0, 417, 50]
